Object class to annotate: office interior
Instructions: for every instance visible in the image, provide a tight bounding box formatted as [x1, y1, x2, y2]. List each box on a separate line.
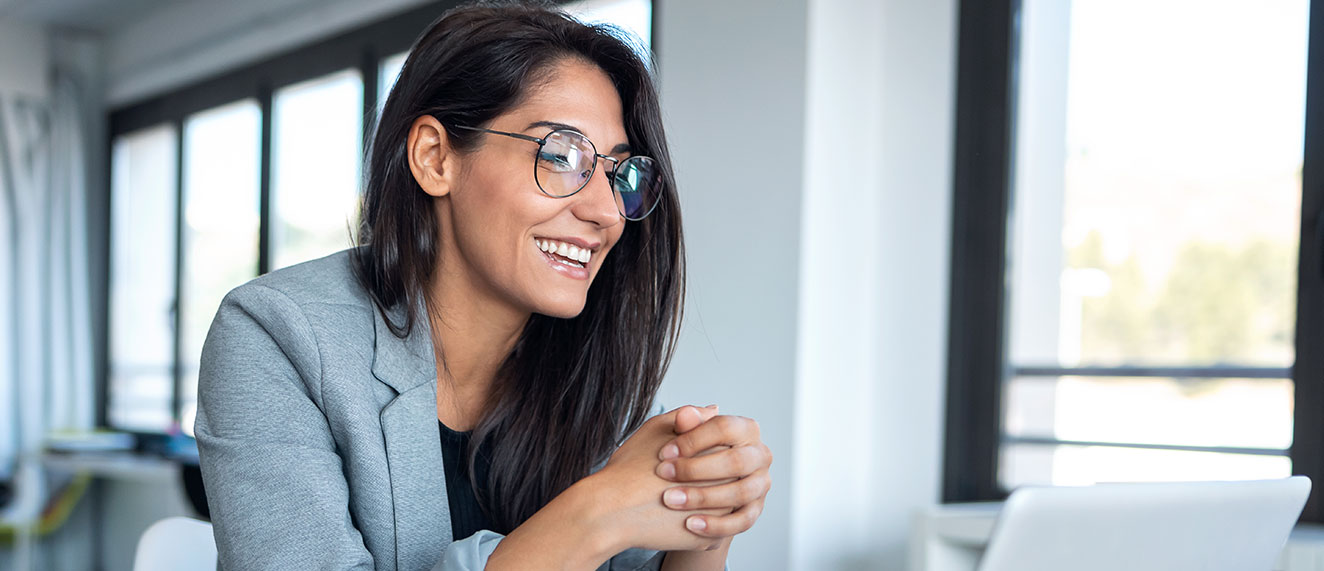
[0, 0, 1320, 569]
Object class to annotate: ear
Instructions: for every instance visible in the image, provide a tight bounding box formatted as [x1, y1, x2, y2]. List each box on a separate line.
[407, 115, 460, 198]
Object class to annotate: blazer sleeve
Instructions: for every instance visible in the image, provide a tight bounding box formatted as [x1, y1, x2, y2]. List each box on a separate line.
[431, 530, 504, 570]
[195, 283, 375, 570]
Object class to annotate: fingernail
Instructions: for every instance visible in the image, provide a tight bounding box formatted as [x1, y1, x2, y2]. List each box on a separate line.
[664, 488, 687, 507]
[661, 444, 680, 460]
[705, 404, 719, 410]
[687, 517, 707, 532]
[658, 461, 676, 480]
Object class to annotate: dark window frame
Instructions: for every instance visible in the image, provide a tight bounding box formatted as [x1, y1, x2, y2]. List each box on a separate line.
[99, 0, 660, 434]
[943, 0, 1324, 523]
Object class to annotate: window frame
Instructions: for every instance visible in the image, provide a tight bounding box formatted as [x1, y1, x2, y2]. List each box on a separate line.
[942, 0, 1324, 523]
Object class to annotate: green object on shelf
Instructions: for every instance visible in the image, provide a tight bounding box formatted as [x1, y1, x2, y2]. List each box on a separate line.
[0, 472, 92, 543]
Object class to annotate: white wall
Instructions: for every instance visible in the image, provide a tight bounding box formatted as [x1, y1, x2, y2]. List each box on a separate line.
[658, 0, 957, 569]
[867, 0, 957, 567]
[654, 0, 808, 568]
[794, 0, 888, 567]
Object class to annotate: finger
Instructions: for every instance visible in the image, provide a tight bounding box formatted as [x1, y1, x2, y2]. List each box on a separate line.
[659, 406, 719, 458]
[658, 444, 770, 482]
[673, 405, 719, 434]
[662, 469, 771, 510]
[662, 415, 761, 460]
[685, 498, 764, 538]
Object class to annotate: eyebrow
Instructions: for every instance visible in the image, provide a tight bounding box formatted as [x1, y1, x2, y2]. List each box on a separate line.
[525, 120, 631, 155]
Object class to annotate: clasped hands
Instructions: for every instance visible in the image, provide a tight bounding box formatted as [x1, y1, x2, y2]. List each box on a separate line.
[594, 405, 773, 553]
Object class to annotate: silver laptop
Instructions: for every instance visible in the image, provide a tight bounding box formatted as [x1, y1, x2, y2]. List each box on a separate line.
[977, 476, 1311, 571]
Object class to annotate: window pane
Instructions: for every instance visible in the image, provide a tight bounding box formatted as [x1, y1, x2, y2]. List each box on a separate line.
[379, 52, 407, 111]
[1004, 376, 1293, 450]
[181, 100, 262, 435]
[272, 70, 363, 270]
[1001, 443, 1291, 488]
[1001, 0, 1308, 487]
[109, 124, 177, 432]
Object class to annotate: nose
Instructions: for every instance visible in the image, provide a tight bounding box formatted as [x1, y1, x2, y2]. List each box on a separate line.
[570, 155, 623, 228]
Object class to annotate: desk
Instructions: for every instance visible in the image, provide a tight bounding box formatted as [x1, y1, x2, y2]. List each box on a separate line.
[43, 452, 178, 481]
[39, 451, 192, 571]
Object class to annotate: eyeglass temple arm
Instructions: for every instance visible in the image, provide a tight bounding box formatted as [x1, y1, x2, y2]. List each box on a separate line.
[449, 123, 545, 145]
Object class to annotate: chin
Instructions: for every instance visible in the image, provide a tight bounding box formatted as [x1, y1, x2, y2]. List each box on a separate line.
[534, 293, 589, 320]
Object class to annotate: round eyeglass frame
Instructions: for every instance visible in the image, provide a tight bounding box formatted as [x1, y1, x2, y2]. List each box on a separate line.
[448, 123, 662, 221]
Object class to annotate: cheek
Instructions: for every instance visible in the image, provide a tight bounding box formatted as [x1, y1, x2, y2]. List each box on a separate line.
[590, 228, 629, 279]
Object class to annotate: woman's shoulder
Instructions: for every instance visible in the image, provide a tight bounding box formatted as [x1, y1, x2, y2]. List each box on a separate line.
[232, 247, 372, 310]
[214, 248, 378, 348]
[204, 248, 379, 390]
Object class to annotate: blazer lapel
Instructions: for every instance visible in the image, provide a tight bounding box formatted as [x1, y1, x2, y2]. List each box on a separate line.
[372, 303, 451, 570]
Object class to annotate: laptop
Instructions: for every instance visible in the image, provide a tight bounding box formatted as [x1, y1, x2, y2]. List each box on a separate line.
[977, 476, 1311, 571]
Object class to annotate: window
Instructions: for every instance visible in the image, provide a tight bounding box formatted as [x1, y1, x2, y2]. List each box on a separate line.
[104, 0, 657, 435]
[108, 125, 177, 432]
[179, 100, 262, 435]
[378, 52, 406, 110]
[105, 2, 457, 436]
[944, 0, 1324, 518]
[271, 70, 364, 270]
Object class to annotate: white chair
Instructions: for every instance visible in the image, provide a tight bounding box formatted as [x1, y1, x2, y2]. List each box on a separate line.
[133, 516, 218, 571]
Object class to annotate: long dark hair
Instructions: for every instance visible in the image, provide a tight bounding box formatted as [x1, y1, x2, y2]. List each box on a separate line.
[352, 2, 685, 533]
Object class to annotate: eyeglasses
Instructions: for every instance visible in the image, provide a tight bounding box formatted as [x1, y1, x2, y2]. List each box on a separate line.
[450, 124, 663, 221]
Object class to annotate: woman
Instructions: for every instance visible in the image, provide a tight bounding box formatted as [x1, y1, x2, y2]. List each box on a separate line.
[195, 3, 772, 570]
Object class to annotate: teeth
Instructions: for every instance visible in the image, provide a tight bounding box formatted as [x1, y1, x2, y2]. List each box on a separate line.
[536, 238, 594, 265]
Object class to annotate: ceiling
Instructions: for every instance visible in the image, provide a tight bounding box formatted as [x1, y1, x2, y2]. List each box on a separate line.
[0, 0, 179, 32]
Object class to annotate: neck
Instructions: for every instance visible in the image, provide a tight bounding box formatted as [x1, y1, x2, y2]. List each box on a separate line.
[428, 261, 530, 430]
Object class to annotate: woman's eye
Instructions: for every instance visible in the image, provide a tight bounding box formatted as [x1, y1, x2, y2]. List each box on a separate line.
[538, 151, 575, 172]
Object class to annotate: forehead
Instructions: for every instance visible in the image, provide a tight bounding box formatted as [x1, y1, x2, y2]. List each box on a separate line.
[498, 59, 628, 146]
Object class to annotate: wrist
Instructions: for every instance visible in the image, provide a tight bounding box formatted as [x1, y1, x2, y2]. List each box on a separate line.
[563, 473, 627, 561]
[487, 474, 622, 570]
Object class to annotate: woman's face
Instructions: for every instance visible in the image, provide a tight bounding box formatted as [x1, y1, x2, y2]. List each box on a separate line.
[434, 59, 629, 319]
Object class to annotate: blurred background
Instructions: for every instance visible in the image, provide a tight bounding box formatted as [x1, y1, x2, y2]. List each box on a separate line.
[0, 0, 1319, 569]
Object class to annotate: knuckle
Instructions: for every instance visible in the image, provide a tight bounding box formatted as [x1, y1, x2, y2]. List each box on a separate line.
[676, 433, 698, 455]
[685, 486, 706, 506]
[724, 450, 745, 474]
[738, 446, 761, 472]
[746, 417, 761, 439]
[715, 415, 738, 435]
[743, 505, 761, 528]
[672, 459, 694, 480]
[737, 477, 759, 501]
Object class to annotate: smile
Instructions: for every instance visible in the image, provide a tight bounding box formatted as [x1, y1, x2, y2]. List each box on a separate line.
[536, 238, 592, 269]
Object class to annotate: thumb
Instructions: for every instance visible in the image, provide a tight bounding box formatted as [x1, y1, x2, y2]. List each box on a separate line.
[674, 404, 719, 434]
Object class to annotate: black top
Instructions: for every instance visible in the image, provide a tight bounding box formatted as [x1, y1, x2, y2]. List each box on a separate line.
[438, 421, 496, 541]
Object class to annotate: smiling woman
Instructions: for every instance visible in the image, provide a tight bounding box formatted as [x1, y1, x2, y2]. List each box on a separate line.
[192, 3, 771, 571]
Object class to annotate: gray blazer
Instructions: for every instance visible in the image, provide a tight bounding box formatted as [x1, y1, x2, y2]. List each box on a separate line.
[196, 249, 666, 570]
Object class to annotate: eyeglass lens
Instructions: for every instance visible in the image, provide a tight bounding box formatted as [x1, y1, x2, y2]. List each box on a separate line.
[535, 130, 662, 220]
